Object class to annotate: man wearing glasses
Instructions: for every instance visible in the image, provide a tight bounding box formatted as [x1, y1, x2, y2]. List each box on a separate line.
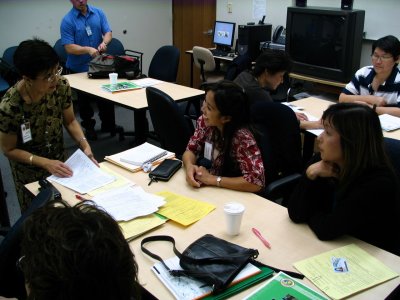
[0, 38, 97, 212]
[61, 0, 121, 140]
[339, 35, 400, 117]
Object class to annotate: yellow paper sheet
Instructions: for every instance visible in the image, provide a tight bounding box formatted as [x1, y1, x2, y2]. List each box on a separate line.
[119, 214, 167, 242]
[293, 244, 399, 300]
[155, 190, 216, 226]
[87, 165, 134, 196]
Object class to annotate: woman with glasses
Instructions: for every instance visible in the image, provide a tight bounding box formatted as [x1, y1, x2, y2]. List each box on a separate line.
[339, 35, 400, 117]
[0, 38, 97, 212]
[183, 80, 265, 192]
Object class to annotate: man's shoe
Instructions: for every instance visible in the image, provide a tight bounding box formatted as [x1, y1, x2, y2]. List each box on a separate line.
[85, 128, 97, 141]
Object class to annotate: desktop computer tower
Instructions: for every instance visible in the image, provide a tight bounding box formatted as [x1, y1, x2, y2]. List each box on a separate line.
[237, 24, 272, 61]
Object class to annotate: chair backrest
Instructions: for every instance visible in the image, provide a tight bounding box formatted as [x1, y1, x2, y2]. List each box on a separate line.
[0, 76, 10, 95]
[192, 46, 216, 72]
[384, 137, 400, 179]
[53, 39, 68, 69]
[148, 45, 180, 82]
[2, 46, 18, 67]
[146, 87, 193, 156]
[250, 101, 303, 184]
[0, 188, 53, 299]
[107, 38, 125, 56]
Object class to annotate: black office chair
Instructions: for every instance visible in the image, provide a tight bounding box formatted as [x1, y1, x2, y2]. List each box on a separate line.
[0, 168, 10, 236]
[148, 45, 180, 83]
[146, 86, 194, 157]
[384, 137, 400, 179]
[53, 39, 68, 73]
[0, 188, 53, 299]
[250, 101, 303, 205]
[1, 46, 20, 87]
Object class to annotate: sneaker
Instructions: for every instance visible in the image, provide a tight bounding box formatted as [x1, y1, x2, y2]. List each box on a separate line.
[85, 128, 98, 141]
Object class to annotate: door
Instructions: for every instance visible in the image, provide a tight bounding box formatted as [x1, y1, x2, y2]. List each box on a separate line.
[173, 0, 216, 88]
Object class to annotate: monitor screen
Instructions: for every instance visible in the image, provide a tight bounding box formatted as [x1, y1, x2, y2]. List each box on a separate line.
[213, 21, 236, 51]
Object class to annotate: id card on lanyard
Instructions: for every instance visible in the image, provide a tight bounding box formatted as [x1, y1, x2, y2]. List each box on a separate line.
[21, 121, 32, 143]
[204, 142, 213, 161]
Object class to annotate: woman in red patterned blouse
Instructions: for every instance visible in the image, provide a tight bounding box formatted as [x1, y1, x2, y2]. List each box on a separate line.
[183, 80, 265, 192]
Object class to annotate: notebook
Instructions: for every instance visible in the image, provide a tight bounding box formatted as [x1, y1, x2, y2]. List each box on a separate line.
[101, 81, 141, 93]
[105, 143, 175, 172]
[119, 142, 168, 165]
[379, 114, 400, 131]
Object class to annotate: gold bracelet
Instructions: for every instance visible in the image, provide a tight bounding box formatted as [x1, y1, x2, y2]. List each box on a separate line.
[29, 154, 34, 165]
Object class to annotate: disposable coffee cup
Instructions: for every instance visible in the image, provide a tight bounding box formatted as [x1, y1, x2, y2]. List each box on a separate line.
[224, 202, 245, 236]
[109, 72, 118, 85]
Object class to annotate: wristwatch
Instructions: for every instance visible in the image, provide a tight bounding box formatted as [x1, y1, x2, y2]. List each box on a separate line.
[216, 176, 222, 187]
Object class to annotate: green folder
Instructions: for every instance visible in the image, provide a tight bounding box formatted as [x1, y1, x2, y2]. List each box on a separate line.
[202, 266, 274, 300]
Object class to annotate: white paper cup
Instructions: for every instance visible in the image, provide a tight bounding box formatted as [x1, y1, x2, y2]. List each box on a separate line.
[109, 72, 118, 85]
[224, 202, 245, 236]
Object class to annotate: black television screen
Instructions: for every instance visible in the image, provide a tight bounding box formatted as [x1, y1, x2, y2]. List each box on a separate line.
[286, 6, 365, 83]
[213, 21, 236, 51]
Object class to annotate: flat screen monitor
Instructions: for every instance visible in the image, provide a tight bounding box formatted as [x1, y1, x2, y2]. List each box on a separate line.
[286, 6, 365, 83]
[213, 21, 236, 52]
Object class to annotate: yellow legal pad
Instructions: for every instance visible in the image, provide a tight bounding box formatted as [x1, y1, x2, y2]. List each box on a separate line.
[293, 244, 399, 300]
[155, 190, 216, 226]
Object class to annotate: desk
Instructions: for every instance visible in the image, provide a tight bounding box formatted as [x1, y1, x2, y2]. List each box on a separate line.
[26, 162, 400, 299]
[185, 50, 236, 87]
[293, 97, 400, 140]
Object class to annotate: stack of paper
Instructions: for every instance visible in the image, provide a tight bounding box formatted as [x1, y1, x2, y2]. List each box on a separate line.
[48, 149, 115, 194]
[91, 185, 165, 221]
[105, 142, 175, 172]
[379, 114, 400, 131]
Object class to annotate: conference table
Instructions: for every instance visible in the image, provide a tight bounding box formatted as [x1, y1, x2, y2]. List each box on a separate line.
[26, 160, 400, 299]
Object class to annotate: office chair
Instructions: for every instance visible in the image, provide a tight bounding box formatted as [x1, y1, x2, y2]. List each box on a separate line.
[1, 46, 20, 86]
[0, 168, 10, 236]
[192, 46, 225, 84]
[0, 188, 53, 299]
[148, 45, 180, 83]
[250, 101, 303, 205]
[384, 137, 400, 179]
[0, 75, 9, 97]
[53, 39, 68, 73]
[146, 87, 194, 157]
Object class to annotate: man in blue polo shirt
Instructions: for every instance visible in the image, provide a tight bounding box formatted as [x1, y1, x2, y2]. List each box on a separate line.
[61, 0, 120, 140]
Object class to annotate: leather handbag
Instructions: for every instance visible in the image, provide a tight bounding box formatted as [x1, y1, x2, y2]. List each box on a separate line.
[141, 234, 259, 294]
[88, 53, 140, 79]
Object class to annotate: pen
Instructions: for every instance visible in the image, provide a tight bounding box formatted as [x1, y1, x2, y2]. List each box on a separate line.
[252, 227, 271, 249]
[75, 194, 90, 201]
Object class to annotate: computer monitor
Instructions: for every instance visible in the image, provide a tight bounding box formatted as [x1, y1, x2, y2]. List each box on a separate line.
[213, 21, 236, 52]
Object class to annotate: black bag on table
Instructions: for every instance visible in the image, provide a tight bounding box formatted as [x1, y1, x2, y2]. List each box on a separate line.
[141, 234, 259, 294]
[88, 53, 140, 79]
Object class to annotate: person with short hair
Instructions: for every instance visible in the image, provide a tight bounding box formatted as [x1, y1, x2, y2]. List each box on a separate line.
[339, 35, 400, 117]
[183, 80, 265, 192]
[18, 200, 141, 300]
[0, 38, 97, 212]
[288, 103, 400, 255]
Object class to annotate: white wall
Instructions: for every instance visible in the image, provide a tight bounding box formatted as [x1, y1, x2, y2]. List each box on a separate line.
[216, 0, 400, 68]
[0, 0, 173, 72]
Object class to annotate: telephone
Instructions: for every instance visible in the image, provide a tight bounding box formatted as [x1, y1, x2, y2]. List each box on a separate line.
[273, 25, 286, 45]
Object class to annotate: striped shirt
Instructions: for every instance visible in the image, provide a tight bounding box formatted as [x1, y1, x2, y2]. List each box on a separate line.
[342, 66, 400, 106]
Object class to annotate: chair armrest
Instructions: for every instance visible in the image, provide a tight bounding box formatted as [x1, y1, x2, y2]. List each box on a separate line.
[264, 173, 302, 204]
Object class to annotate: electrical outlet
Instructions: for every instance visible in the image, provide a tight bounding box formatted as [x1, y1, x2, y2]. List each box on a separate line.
[227, 2, 232, 13]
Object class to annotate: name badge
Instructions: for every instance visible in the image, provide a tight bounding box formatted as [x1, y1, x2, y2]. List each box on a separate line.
[204, 142, 213, 161]
[21, 122, 32, 143]
[86, 25, 92, 36]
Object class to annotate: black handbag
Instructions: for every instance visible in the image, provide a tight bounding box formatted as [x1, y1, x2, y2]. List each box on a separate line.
[87, 53, 140, 79]
[141, 234, 259, 294]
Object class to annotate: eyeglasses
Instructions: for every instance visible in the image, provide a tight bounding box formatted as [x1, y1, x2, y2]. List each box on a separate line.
[371, 53, 393, 62]
[16, 255, 25, 272]
[44, 66, 63, 82]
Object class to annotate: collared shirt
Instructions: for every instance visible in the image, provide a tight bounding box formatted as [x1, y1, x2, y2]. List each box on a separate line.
[61, 4, 111, 72]
[342, 65, 400, 106]
[186, 115, 265, 188]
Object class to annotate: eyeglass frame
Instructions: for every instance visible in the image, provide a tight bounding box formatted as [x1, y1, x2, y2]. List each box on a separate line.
[43, 65, 63, 82]
[371, 53, 393, 62]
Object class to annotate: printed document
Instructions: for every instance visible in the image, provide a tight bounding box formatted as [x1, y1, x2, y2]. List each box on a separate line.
[48, 149, 115, 194]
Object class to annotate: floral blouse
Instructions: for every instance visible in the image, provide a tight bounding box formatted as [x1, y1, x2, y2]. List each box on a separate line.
[186, 115, 265, 188]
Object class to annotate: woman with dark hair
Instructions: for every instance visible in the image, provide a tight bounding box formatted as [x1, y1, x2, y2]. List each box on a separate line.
[288, 103, 400, 255]
[183, 80, 265, 192]
[0, 38, 97, 212]
[18, 200, 141, 300]
[339, 35, 400, 117]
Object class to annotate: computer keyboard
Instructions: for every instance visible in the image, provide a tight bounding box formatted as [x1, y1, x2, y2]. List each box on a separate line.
[210, 49, 231, 57]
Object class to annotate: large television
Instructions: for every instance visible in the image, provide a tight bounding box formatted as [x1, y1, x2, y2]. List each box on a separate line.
[213, 21, 236, 52]
[286, 6, 365, 83]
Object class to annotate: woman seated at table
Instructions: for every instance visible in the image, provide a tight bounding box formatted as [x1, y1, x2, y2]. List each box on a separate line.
[288, 103, 400, 255]
[183, 80, 265, 192]
[339, 35, 400, 117]
[0, 38, 97, 212]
